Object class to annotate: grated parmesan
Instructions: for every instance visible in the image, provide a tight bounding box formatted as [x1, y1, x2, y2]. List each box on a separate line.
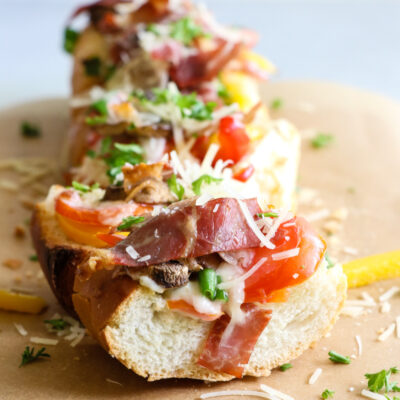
[377, 323, 395, 341]
[137, 255, 151, 262]
[271, 248, 299, 261]
[379, 286, 399, 302]
[380, 302, 391, 313]
[237, 200, 275, 249]
[361, 389, 387, 400]
[218, 257, 267, 290]
[14, 323, 27, 336]
[308, 368, 322, 384]
[200, 390, 278, 399]
[30, 337, 59, 346]
[260, 384, 295, 400]
[355, 335, 362, 356]
[396, 315, 400, 338]
[126, 245, 139, 260]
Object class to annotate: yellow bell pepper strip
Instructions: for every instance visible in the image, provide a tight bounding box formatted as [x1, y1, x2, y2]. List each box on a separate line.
[343, 250, 400, 288]
[0, 289, 47, 314]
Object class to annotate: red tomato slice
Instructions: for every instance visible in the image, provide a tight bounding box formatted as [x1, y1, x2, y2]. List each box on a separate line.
[242, 217, 326, 303]
[96, 231, 129, 246]
[167, 300, 222, 322]
[233, 164, 255, 182]
[215, 116, 250, 164]
[197, 304, 271, 377]
[55, 190, 152, 226]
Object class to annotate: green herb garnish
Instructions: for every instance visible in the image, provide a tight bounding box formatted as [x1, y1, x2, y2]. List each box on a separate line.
[117, 216, 145, 231]
[71, 181, 99, 193]
[85, 115, 108, 125]
[365, 367, 400, 393]
[85, 98, 109, 125]
[44, 318, 70, 331]
[217, 79, 230, 102]
[279, 363, 293, 372]
[311, 133, 334, 149]
[82, 57, 101, 76]
[29, 254, 38, 262]
[20, 346, 50, 367]
[86, 149, 96, 158]
[192, 175, 222, 196]
[98, 139, 143, 183]
[321, 389, 335, 399]
[167, 174, 185, 200]
[257, 212, 279, 218]
[170, 17, 208, 46]
[325, 252, 335, 269]
[146, 23, 160, 36]
[63, 27, 80, 54]
[328, 351, 351, 364]
[270, 98, 283, 110]
[90, 99, 108, 116]
[21, 121, 41, 138]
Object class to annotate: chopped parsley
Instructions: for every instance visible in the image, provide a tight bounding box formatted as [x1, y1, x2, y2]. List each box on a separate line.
[86, 149, 96, 159]
[365, 367, 400, 393]
[63, 27, 80, 54]
[321, 389, 334, 399]
[21, 121, 41, 138]
[20, 346, 50, 367]
[170, 17, 208, 46]
[328, 350, 351, 364]
[192, 175, 222, 196]
[167, 173, 185, 200]
[270, 98, 283, 110]
[257, 212, 279, 218]
[311, 132, 334, 149]
[117, 216, 145, 231]
[29, 254, 38, 262]
[71, 181, 99, 193]
[82, 56, 101, 77]
[85, 98, 108, 125]
[146, 23, 160, 36]
[44, 318, 70, 331]
[279, 363, 293, 372]
[217, 79, 230, 103]
[325, 252, 335, 269]
[94, 138, 143, 184]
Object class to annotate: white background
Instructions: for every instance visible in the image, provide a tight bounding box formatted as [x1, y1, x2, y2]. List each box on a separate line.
[1, 0, 399, 108]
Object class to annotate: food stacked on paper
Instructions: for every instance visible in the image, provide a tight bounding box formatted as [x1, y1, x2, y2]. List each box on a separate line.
[30, 0, 346, 381]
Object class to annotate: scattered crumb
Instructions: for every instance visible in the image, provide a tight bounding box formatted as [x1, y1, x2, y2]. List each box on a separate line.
[2, 258, 22, 269]
[343, 246, 359, 256]
[14, 225, 26, 238]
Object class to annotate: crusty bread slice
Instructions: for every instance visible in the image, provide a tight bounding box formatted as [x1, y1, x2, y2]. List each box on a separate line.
[71, 258, 346, 381]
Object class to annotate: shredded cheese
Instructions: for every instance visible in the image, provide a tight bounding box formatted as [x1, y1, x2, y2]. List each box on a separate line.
[305, 208, 330, 222]
[126, 245, 139, 260]
[30, 337, 59, 346]
[14, 323, 27, 336]
[137, 255, 151, 262]
[361, 291, 376, 304]
[259, 384, 295, 400]
[361, 390, 387, 400]
[271, 248, 299, 261]
[237, 200, 275, 249]
[355, 335, 362, 356]
[218, 257, 267, 290]
[378, 286, 399, 302]
[200, 390, 278, 399]
[200, 143, 220, 172]
[377, 323, 395, 341]
[308, 368, 322, 384]
[380, 302, 391, 313]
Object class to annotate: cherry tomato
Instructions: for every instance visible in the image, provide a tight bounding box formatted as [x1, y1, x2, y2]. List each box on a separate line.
[215, 116, 250, 164]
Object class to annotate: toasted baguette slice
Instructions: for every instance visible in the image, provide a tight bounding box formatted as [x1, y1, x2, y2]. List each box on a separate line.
[72, 258, 346, 381]
[31, 196, 346, 381]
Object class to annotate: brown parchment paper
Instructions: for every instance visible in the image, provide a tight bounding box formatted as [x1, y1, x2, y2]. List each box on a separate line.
[0, 81, 400, 400]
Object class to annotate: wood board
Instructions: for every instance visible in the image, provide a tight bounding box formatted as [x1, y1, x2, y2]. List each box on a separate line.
[0, 80, 400, 399]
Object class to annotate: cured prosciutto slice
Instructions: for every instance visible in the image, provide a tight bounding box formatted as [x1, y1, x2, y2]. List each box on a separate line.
[112, 198, 262, 267]
[197, 304, 272, 378]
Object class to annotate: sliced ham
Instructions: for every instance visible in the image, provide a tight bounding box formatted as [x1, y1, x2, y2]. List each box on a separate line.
[112, 198, 262, 266]
[197, 303, 272, 377]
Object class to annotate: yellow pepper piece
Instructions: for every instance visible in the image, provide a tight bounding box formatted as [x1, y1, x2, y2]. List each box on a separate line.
[240, 49, 276, 74]
[220, 71, 260, 113]
[343, 250, 400, 288]
[0, 289, 47, 314]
